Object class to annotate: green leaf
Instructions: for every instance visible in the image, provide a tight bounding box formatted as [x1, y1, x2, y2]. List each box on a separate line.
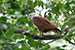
[27, 0, 32, 5]
[33, 28, 39, 35]
[21, 0, 27, 4]
[18, 46, 30, 50]
[18, 40, 25, 45]
[69, 18, 75, 24]
[28, 19, 33, 27]
[52, 5, 61, 15]
[9, 1, 20, 10]
[26, 36, 36, 47]
[26, 36, 43, 47]
[0, 0, 2, 4]
[21, 9, 26, 15]
[5, 28, 15, 39]
[17, 17, 28, 25]
[0, 6, 4, 13]
[69, 29, 75, 35]
[38, 1, 44, 6]
[70, 1, 75, 4]
[65, 2, 71, 11]
[33, 0, 37, 7]
[41, 45, 50, 50]
[7, 9, 15, 14]
[14, 34, 24, 40]
[62, 45, 67, 47]
[58, 0, 63, 2]
[55, 46, 65, 50]
[0, 30, 2, 36]
[0, 16, 8, 22]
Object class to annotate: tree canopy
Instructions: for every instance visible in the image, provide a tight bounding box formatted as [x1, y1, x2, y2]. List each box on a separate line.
[0, 0, 75, 50]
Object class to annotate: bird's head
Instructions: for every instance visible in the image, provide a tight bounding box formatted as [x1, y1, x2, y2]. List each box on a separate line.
[28, 13, 39, 19]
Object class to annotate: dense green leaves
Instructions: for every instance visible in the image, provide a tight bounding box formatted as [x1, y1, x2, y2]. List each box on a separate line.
[17, 17, 28, 25]
[0, 0, 75, 50]
[55, 46, 65, 50]
[38, 1, 44, 6]
[5, 28, 15, 39]
[26, 36, 43, 47]
[14, 34, 24, 40]
[0, 16, 8, 22]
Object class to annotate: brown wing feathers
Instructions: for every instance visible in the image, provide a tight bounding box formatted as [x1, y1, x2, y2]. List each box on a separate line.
[32, 17, 61, 33]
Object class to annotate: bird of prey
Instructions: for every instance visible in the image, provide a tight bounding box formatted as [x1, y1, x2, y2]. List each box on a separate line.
[28, 13, 61, 36]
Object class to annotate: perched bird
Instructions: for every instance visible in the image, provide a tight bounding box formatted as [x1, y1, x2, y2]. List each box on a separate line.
[28, 13, 61, 36]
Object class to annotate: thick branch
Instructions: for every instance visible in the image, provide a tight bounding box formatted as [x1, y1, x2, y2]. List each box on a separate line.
[24, 33, 63, 40]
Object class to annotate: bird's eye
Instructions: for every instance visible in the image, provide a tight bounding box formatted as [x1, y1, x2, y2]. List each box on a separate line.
[30, 15, 31, 16]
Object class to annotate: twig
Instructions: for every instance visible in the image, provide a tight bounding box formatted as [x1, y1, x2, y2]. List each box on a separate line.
[64, 23, 75, 45]
[46, 39, 57, 44]
[64, 23, 75, 35]
[35, 8, 43, 14]
[65, 38, 75, 45]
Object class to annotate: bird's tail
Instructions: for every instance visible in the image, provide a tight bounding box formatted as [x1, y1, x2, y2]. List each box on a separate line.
[53, 28, 62, 34]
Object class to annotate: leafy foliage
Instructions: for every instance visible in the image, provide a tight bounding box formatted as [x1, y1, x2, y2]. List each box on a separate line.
[0, 0, 75, 50]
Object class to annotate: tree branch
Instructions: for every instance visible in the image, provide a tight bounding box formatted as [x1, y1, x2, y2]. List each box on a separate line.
[2, 23, 75, 45]
[46, 39, 57, 44]
[65, 38, 75, 45]
[3, 30, 63, 40]
[24, 33, 63, 40]
[25, 33, 75, 45]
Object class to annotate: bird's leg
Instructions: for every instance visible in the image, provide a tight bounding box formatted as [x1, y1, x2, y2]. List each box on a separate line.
[40, 32, 43, 36]
[40, 27, 47, 36]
